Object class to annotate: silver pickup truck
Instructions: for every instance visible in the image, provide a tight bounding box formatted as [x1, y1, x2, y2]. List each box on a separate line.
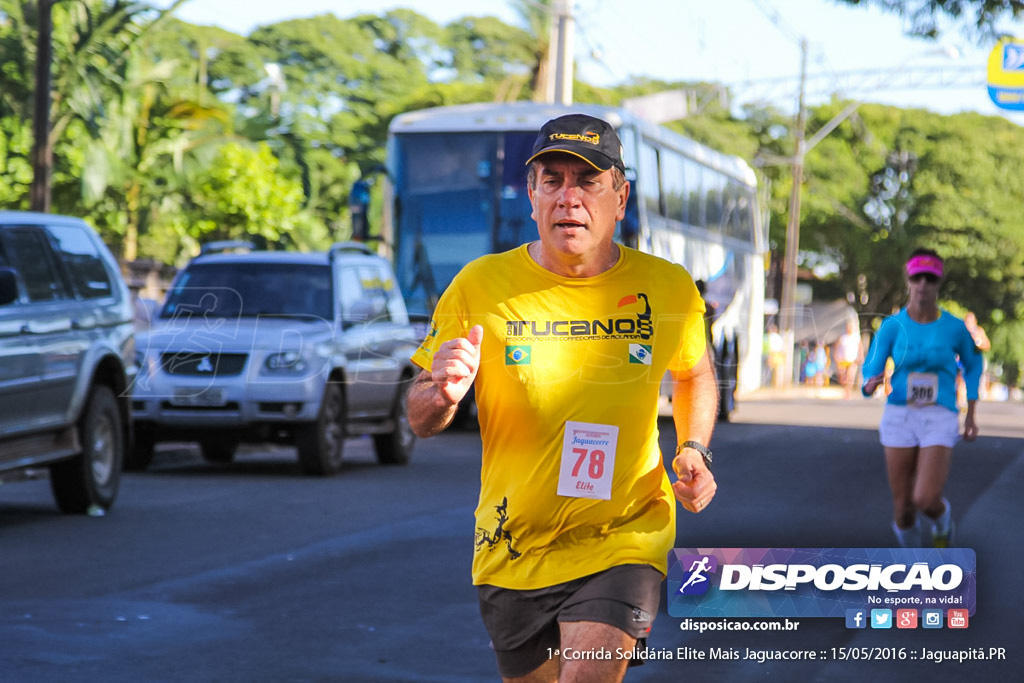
[129, 242, 422, 475]
[0, 212, 135, 513]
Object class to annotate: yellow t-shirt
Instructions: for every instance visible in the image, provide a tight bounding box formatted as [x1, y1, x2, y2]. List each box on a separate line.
[412, 244, 707, 589]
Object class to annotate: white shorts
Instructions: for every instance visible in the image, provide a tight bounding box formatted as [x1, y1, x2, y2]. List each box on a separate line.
[879, 404, 960, 449]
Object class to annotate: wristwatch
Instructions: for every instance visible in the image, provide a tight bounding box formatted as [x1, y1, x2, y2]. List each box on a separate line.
[675, 440, 713, 468]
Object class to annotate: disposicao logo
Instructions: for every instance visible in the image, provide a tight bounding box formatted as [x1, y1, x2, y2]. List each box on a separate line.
[667, 548, 976, 619]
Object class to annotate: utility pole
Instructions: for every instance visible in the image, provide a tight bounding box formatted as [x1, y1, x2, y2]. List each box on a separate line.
[778, 38, 807, 388]
[30, 0, 54, 213]
[550, 0, 575, 105]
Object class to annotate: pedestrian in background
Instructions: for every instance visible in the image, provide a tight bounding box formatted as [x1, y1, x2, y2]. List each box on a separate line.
[128, 277, 154, 331]
[406, 113, 719, 682]
[861, 248, 982, 548]
[764, 324, 784, 387]
[834, 318, 864, 399]
[958, 311, 991, 403]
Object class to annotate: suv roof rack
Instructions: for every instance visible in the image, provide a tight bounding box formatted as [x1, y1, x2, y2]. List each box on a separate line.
[329, 241, 376, 260]
[200, 240, 257, 255]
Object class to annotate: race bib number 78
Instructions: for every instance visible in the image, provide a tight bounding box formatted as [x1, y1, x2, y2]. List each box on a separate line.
[557, 421, 619, 500]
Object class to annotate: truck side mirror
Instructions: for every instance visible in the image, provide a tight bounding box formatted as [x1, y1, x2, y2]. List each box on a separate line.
[349, 179, 371, 241]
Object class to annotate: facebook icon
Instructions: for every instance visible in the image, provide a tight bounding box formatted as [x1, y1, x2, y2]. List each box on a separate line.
[845, 609, 867, 629]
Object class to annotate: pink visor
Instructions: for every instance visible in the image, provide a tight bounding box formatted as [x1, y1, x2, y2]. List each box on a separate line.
[906, 254, 943, 278]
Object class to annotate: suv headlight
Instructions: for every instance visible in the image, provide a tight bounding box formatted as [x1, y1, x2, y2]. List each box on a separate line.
[264, 351, 310, 374]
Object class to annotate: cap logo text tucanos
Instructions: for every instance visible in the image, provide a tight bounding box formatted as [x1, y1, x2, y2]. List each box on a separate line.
[549, 131, 600, 146]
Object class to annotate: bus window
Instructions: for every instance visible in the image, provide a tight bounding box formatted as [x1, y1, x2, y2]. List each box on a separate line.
[724, 180, 755, 244]
[704, 172, 726, 232]
[638, 142, 662, 218]
[661, 149, 685, 224]
[684, 159, 703, 228]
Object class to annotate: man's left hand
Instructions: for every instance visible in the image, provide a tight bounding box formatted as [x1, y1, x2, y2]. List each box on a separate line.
[671, 448, 717, 513]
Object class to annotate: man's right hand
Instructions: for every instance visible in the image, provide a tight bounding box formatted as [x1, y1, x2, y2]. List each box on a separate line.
[408, 324, 483, 438]
[430, 324, 484, 405]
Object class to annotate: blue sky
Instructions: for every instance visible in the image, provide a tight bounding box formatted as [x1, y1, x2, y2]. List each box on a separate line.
[155, 0, 1024, 122]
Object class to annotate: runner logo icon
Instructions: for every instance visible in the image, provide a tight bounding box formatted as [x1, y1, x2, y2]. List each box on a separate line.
[677, 554, 717, 595]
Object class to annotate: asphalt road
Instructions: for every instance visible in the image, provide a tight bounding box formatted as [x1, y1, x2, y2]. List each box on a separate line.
[1, 394, 1021, 682]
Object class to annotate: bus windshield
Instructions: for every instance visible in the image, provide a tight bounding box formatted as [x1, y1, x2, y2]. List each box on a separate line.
[391, 131, 537, 314]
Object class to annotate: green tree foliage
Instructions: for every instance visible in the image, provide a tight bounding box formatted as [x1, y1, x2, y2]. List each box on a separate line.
[149, 141, 325, 266]
[783, 101, 1024, 380]
[670, 89, 1024, 382]
[80, 51, 235, 260]
[509, 0, 555, 101]
[0, 1, 188, 207]
[833, 0, 1024, 39]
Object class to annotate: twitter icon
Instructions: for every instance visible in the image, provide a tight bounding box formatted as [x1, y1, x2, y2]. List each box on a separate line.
[870, 609, 893, 629]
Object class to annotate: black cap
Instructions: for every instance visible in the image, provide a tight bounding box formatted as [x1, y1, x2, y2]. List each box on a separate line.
[526, 113, 625, 173]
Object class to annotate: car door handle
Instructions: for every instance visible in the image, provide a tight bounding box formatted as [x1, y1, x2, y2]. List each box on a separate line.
[20, 320, 73, 334]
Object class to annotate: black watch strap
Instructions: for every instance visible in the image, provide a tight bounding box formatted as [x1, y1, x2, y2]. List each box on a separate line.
[678, 440, 713, 467]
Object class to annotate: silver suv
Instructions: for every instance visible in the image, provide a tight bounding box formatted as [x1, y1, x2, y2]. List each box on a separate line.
[129, 242, 420, 474]
[0, 211, 135, 513]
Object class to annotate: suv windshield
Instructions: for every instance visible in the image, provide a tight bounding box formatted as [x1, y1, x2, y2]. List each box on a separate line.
[161, 263, 333, 319]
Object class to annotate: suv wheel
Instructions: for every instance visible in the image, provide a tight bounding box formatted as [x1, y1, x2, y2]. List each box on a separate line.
[374, 376, 416, 465]
[200, 438, 238, 464]
[296, 383, 346, 475]
[124, 422, 156, 471]
[50, 385, 123, 514]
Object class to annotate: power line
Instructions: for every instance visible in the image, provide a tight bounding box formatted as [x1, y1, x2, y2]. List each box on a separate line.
[748, 0, 803, 46]
[729, 64, 988, 107]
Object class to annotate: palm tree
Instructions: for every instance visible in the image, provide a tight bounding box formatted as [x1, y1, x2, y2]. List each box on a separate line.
[81, 50, 233, 260]
[0, 0, 188, 213]
[509, 0, 555, 101]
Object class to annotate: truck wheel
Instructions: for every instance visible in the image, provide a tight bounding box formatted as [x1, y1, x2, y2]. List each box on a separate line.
[200, 438, 238, 463]
[124, 422, 156, 471]
[50, 385, 123, 514]
[296, 383, 345, 475]
[374, 376, 416, 465]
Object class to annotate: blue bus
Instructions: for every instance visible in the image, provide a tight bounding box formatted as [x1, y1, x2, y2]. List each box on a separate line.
[382, 102, 768, 418]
